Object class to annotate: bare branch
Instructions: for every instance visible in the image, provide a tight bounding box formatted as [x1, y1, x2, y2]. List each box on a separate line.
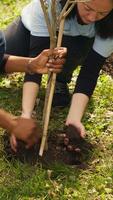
[39, 0, 91, 156]
[40, 0, 53, 40]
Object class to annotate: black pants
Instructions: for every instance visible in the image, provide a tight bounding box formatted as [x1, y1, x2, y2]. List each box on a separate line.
[4, 17, 94, 85]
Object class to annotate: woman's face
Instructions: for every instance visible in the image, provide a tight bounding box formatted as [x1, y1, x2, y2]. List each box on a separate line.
[77, 0, 113, 24]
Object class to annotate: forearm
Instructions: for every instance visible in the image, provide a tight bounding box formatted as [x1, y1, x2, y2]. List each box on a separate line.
[4, 48, 66, 74]
[0, 109, 16, 132]
[68, 93, 89, 122]
[5, 55, 32, 73]
[74, 49, 106, 97]
[21, 82, 40, 118]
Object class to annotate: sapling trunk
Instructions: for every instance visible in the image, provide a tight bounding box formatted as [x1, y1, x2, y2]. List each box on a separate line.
[39, 0, 90, 156]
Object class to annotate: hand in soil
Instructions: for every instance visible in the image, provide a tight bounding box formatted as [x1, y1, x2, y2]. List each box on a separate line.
[3, 126, 93, 166]
[57, 125, 83, 153]
[10, 118, 42, 152]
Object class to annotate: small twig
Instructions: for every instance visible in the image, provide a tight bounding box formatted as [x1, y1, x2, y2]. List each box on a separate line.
[39, 0, 75, 156]
[39, 0, 57, 156]
[39, 0, 53, 38]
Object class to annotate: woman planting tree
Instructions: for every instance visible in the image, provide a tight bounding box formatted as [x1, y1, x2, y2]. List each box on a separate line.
[4, 0, 113, 140]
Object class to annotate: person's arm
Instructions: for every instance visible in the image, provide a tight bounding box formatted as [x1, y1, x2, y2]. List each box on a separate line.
[74, 49, 106, 97]
[67, 93, 89, 124]
[4, 48, 67, 74]
[0, 109, 16, 131]
[66, 93, 89, 137]
[66, 49, 106, 137]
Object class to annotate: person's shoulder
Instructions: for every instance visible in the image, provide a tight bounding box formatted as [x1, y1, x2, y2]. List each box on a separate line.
[93, 35, 113, 58]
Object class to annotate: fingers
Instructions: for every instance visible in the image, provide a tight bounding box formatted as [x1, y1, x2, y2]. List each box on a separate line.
[66, 145, 81, 153]
[39, 48, 67, 74]
[48, 58, 65, 65]
[41, 47, 67, 59]
[49, 69, 62, 73]
[47, 58, 65, 73]
[47, 65, 62, 73]
[80, 126, 86, 138]
[54, 47, 67, 58]
[10, 134, 17, 152]
[64, 137, 69, 145]
[41, 49, 53, 58]
[57, 133, 81, 153]
[48, 67, 62, 73]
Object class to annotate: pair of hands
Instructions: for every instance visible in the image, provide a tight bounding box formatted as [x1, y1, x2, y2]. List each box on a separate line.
[9, 117, 42, 152]
[9, 119, 85, 152]
[28, 47, 67, 74]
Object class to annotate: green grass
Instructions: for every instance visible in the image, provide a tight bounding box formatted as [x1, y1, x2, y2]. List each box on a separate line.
[0, 1, 113, 200]
[0, 0, 29, 29]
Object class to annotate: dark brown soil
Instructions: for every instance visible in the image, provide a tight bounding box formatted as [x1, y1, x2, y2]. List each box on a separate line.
[3, 125, 94, 168]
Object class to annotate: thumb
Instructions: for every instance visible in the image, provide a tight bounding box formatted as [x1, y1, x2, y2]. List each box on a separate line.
[41, 49, 53, 57]
[78, 125, 86, 138]
[10, 134, 17, 152]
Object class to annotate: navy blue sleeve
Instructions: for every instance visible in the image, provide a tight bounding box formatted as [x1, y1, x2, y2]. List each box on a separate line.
[0, 31, 7, 73]
[74, 48, 106, 97]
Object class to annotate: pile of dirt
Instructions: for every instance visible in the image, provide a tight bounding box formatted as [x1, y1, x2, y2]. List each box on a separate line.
[3, 125, 94, 168]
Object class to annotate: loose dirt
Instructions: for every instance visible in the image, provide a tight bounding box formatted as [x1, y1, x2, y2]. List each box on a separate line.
[3, 125, 93, 168]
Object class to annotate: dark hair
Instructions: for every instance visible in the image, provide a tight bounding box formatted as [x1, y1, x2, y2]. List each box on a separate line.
[60, 0, 113, 39]
[95, 10, 113, 39]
